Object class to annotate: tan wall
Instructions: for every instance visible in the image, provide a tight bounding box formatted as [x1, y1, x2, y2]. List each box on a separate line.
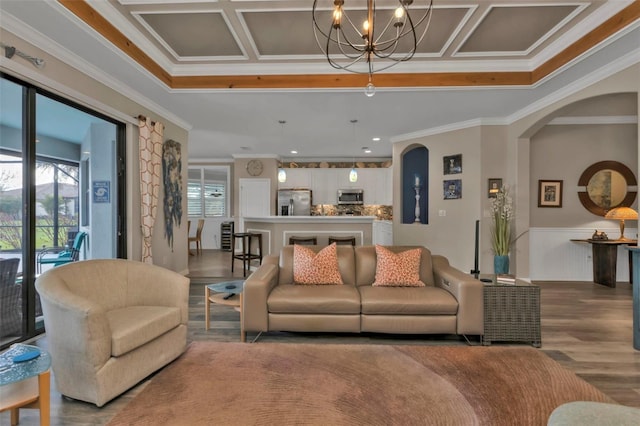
[393, 64, 639, 278]
[393, 126, 483, 272]
[530, 123, 638, 228]
[1, 29, 191, 274]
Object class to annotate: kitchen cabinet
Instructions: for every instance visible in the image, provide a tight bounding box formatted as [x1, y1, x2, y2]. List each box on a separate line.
[373, 220, 393, 245]
[360, 168, 392, 205]
[310, 169, 337, 204]
[283, 167, 392, 206]
[278, 168, 311, 189]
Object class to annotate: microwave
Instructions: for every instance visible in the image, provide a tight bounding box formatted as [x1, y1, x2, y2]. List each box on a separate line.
[338, 189, 364, 205]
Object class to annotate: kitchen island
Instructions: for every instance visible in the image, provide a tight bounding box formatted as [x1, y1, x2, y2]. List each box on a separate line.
[243, 216, 376, 256]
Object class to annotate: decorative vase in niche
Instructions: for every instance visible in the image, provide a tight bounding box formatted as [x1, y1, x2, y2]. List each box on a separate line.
[494, 255, 509, 274]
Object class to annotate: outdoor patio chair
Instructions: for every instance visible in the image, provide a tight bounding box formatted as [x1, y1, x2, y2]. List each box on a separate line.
[0, 258, 21, 338]
[36, 231, 87, 273]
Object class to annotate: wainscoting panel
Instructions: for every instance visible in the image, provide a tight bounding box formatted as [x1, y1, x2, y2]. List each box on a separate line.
[529, 227, 637, 282]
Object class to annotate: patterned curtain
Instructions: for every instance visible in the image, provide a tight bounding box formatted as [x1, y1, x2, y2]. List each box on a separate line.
[138, 117, 164, 263]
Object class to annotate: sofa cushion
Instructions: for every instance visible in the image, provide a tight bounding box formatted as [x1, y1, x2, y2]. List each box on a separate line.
[293, 243, 343, 285]
[359, 286, 458, 315]
[268, 284, 361, 314]
[107, 306, 181, 356]
[373, 245, 425, 287]
[355, 246, 435, 287]
[280, 245, 356, 286]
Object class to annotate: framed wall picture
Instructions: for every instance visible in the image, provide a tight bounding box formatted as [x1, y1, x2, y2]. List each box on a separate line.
[538, 180, 563, 207]
[443, 179, 462, 199]
[443, 154, 462, 175]
[488, 178, 502, 198]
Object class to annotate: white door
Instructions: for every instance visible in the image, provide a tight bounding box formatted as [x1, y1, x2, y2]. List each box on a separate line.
[239, 178, 271, 231]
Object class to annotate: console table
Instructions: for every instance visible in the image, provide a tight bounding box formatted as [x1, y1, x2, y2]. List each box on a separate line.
[481, 277, 541, 347]
[570, 239, 636, 287]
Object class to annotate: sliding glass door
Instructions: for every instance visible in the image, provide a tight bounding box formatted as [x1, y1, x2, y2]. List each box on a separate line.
[0, 74, 126, 348]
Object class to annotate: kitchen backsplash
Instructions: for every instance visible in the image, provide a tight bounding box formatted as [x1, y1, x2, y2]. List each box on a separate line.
[311, 204, 392, 220]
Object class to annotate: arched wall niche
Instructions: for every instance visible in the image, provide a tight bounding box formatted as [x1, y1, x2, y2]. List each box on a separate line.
[401, 144, 428, 224]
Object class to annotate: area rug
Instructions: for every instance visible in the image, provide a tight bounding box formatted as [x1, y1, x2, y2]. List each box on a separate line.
[107, 342, 613, 426]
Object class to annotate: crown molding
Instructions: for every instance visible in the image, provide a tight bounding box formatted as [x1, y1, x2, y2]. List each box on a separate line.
[54, 0, 640, 91]
[530, 0, 634, 69]
[391, 46, 640, 143]
[547, 115, 637, 125]
[507, 46, 640, 125]
[1, 6, 192, 131]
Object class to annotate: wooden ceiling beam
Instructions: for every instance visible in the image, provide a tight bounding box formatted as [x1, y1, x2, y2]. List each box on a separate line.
[58, 0, 639, 91]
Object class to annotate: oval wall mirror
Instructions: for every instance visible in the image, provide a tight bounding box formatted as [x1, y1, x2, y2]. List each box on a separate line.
[578, 161, 637, 216]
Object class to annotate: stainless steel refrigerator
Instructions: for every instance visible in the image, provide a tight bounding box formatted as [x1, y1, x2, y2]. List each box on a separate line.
[277, 189, 312, 216]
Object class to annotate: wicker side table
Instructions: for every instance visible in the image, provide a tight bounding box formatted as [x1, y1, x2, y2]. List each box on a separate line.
[482, 282, 541, 347]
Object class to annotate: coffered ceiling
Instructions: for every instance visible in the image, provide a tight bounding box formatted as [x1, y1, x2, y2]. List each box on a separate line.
[1, 0, 639, 159]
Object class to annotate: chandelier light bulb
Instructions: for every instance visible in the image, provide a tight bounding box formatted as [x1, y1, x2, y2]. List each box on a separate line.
[313, 0, 434, 76]
[365, 82, 376, 97]
[333, 8, 342, 27]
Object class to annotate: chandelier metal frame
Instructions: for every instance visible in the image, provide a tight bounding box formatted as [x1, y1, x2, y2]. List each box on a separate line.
[312, 0, 434, 77]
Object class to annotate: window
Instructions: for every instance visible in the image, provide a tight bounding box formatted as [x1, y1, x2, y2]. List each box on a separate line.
[187, 167, 228, 217]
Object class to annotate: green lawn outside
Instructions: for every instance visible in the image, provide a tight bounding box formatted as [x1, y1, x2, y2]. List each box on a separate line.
[0, 219, 78, 251]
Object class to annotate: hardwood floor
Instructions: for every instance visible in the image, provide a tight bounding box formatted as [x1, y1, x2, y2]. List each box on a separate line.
[3, 249, 639, 425]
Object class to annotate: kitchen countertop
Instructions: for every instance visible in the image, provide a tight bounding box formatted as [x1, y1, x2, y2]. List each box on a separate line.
[244, 216, 377, 223]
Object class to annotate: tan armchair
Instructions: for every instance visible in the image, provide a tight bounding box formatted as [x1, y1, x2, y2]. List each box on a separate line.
[35, 259, 189, 407]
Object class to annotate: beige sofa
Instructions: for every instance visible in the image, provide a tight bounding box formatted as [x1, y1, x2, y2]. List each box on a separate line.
[242, 245, 484, 341]
[35, 259, 189, 407]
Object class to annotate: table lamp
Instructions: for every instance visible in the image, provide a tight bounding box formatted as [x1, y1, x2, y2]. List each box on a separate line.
[604, 206, 638, 241]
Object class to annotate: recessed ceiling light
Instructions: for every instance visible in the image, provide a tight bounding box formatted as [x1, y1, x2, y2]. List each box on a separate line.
[240, 146, 251, 150]
[83, 151, 90, 155]
[290, 150, 298, 154]
[372, 137, 380, 141]
[362, 147, 372, 153]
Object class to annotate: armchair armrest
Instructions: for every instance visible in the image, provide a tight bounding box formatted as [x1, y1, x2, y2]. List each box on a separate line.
[242, 262, 279, 335]
[35, 275, 112, 369]
[37, 246, 69, 260]
[432, 255, 484, 335]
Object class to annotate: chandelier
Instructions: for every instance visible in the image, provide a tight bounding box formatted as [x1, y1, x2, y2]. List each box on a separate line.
[312, 0, 434, 96]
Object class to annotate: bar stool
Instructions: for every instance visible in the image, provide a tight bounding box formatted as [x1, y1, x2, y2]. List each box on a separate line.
[231, 232, 263, 277]
[289, 236, 317, 245]
[328, 236, 356, 246]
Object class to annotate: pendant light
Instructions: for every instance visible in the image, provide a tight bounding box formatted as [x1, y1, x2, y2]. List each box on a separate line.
[349, 120, 358, 183]
[277, 120, 287, 183]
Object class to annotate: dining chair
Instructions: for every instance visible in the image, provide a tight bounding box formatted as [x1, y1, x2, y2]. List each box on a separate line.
[188, 219, 205, 255]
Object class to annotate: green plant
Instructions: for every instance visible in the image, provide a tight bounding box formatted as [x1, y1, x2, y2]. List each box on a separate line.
[490, 186, 514, 256]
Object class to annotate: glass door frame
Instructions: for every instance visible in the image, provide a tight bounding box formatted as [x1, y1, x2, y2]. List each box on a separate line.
[1, 72, 127, 347]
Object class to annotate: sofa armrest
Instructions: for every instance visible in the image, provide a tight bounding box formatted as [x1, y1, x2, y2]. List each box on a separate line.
[242, 262, 279, 335]
[432, 255, 484, 335]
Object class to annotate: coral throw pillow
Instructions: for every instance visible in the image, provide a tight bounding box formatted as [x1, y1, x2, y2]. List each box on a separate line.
[373, 245, 425, 287]
[293, 243, 344, 285]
